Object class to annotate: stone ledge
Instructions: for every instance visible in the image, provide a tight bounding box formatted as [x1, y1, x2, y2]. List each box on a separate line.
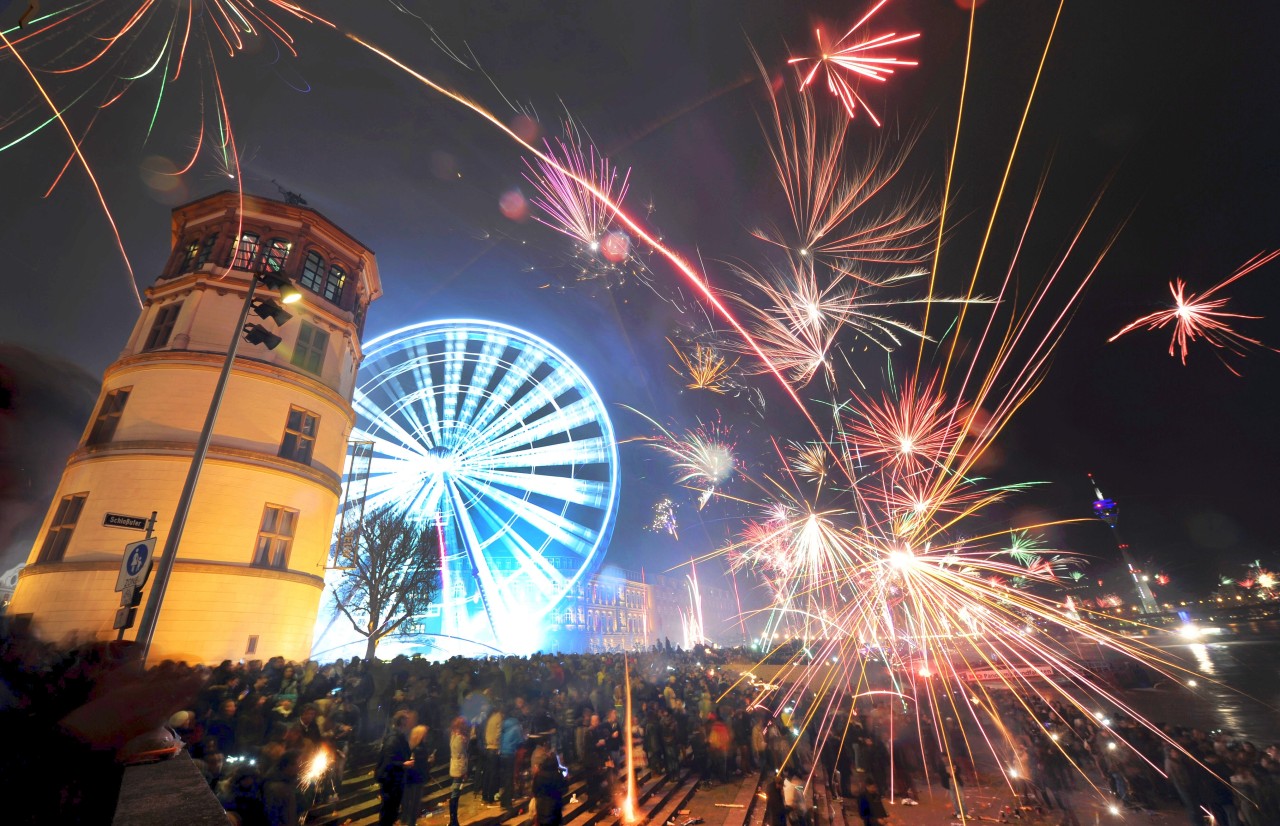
[112, 752, 226, 826]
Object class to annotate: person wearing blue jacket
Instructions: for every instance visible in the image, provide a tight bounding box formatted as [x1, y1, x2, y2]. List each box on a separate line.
[498, 710, 525, 810]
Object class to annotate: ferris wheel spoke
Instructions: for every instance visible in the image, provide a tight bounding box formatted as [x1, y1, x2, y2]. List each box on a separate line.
[446, 482, 508, 635]
[382, 365, 442, 448]
[469, 397, 605, 460]
[455, 336, 508, 431]
[363, 469, 435, 514]
[465, 437, 611, 473]
[458, 491, 570, 595]
[465, 468, 610, 509]
[464, 480, 597, 556]
[466, 349, 545, 438]
[353, 391, 432, 456]
[470, 367, 580, 450]
[358, 432, 432, 466]
[439, 331, 469, 439]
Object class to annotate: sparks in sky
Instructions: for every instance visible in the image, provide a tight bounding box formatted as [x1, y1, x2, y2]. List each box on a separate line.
[646, 497, 679, 540]
[668, 338, 739, 394]
[627, 408, 740, 509]
[0, 1, 333, 303]
[1108, 250, 1280, 376]
[524, 125, 631, 252]
[786, 0, 920, 125]
[842, 378, 963, 476]
[755, 70, 935, 270]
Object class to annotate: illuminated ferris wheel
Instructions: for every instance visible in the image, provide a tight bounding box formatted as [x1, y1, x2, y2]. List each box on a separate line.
[349, 320, 619, 655]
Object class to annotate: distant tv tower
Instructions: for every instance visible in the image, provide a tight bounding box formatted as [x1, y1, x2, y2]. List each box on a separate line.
[1089, 474, 1161, 614]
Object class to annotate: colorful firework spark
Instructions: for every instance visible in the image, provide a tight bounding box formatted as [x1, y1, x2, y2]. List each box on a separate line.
[755, 68, 935, 269]
[787, 0, 920, 125]
[0, 1, 333, 303]
[1108, 250, 1280, 376]
[627, 408, 740, 509]
[524, 124, 630, 251]
[646, 497, 679, 540]
[668, 338, 739, 394]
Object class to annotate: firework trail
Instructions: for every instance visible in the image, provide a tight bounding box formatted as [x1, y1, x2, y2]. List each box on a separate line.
[1108, 250, 1280, 375]
[787, 0, 919, 126]
[0, 1, 333, 303]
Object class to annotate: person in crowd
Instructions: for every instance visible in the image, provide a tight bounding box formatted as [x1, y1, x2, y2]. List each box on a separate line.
[482, 705, 504, 804]
[375, 709, 414, 826]
[448, 715, 471, 826]
[402, 721, 435, 826]
[532, 747, 570, 826]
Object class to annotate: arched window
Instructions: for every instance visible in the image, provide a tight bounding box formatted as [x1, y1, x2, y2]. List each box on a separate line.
[231, 232, 260, 270]
[300, 250, 325, 293]
[260, 238, 292, 272]
[324, 264, 346, 302]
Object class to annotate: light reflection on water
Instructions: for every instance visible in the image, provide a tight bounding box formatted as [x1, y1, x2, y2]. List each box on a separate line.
[1120, 622, 1280, 744]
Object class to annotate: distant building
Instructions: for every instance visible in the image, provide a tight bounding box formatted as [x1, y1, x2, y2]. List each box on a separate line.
[545, 566, 745, 653]
[7, 192, 381, 663]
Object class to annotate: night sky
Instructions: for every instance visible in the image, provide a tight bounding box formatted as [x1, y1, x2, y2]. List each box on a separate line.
[1, 1, 1278, 596]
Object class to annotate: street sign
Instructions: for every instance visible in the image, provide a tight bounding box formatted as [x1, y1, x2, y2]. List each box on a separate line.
[113, 606, 137, 631]
[103, 512, 149, 531]
[114, 538, 156, 592]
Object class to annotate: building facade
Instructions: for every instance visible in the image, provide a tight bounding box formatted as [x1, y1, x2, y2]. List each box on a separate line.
[545, 566, 745, 653]
[8, 192, 381, 663]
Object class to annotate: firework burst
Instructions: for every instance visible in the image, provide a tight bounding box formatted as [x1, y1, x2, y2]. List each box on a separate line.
[524, 124, 630, 249]
[1108, 250, 1280, 376]
[755, 71, 935, 270]
[627, 408, 740, 509]
[786, 0, 920, 125]
[0, 1, 333, 303]
[646, 497, 679, 540]
[668, 338, 738, 394]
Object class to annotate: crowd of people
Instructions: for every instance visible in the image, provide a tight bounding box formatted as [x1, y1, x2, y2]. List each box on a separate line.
[5, 626, 1280, 826]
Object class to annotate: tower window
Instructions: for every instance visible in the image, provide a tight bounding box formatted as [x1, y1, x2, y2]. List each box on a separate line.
[87, 388, 131, 446]
[261, 238, 292, 272]
[252, 504, 298, 569]
[179, 239, 200, 272]
[324, 265, 346, 303]
[37, 492, 88, 563]
[300, 251, 325, 293]
[143, 302, 183, 351]
[291, 322, 329, 375]
[231, 232, 260, 270]
[195, 233, 218, 268]
[279, 406, 318, 464]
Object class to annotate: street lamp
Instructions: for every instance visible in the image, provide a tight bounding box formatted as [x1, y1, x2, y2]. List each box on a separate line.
[134, 268, 298, 662]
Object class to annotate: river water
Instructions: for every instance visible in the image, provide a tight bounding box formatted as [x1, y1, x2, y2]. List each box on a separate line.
[1116, 621, 1280, 744]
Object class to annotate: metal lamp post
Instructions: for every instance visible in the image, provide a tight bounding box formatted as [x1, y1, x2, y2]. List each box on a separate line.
[134, 269, 298, 662]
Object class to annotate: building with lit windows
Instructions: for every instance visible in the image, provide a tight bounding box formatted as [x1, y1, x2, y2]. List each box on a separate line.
[544, 566, 745, 653]
[7, 192, 381, 663]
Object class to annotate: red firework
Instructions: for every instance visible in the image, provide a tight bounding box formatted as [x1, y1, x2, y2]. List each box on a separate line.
[787, 0, 920, 125]
[1109, 250, 1280, 376]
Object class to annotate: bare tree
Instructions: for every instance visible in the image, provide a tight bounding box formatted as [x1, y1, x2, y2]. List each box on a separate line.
[332, 504, 441, 660]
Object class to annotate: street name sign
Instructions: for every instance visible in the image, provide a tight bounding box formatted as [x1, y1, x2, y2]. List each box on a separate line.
[104, 513, 149, 531]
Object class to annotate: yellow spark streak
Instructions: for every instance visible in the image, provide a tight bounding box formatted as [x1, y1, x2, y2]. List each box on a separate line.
[916, 0, 974, 375]
[941, 0, 1066, 386]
